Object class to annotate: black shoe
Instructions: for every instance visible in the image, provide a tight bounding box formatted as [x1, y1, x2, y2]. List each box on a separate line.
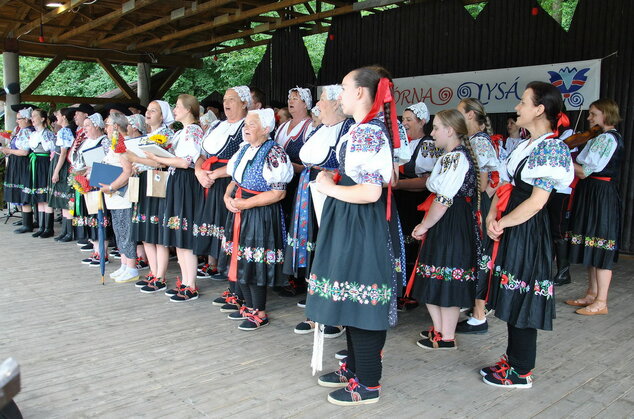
[210, 272, 228, 281]
[54, 219, 69, 241]
[12, 220, 22, 226]
[397, 297, 419, 312]
[324, 325, 346, 339]
[76, 239, 89, 246]
[416, 337, 457, 350]
[553, 239, 571, 286]
[14, 212, 33, 234]
[455, 319, 488, 334]
[482, 367, 533, 389]
[335, 349, 348, 360]
[318, 363, 356, 388]
[31, 212, 45, 237]
[39, 213, 55, 238]
[212, 289, 232, 306]
[89, 256, 109, 267]
[135, 274, 155, 288]
[297, 299, 306, 308]
[59, 233, 74, 243]
[294, 320, 315, 334]
[80, 243, 94, 252]
[238, 314, 269, 331]
[140, 277, 166, 293]
[327, 378, 380, 406]
[228, 307, 251, 320]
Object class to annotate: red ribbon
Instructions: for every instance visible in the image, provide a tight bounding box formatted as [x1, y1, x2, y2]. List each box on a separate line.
[555, 112, 570, 137]
[201, 156, 228, 198]
[566, 176, 579, 211]
[227, 186, 262, 283]
[404, 193, 436, 297]
[484, 183, 513, 302]
[361, 78, 401, 149]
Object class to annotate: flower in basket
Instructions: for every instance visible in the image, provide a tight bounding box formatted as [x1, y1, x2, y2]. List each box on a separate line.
[111, 129, 127, 153]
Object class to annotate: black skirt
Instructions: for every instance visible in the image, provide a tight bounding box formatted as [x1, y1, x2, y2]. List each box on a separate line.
[73, 195, 112, 242]
[394, 188, 430, 280]
[487, 187, 555, 331]
[160, 168, 201, 250]
[475, 191, 492, 300]
[131, 171, 166, 245]
[305, 176, 397, 331]
[47, 154, 72, 209]
[218, 188, 287, 287]
[409, 197, 478, 308]
[3, 155, 30, 204]
[31, 154, 51, 203]
[568, 177, 620, 270]
[192, 165, 232, 258]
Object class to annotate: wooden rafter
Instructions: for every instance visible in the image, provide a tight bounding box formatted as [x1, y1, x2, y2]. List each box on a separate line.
[135, 0, 307, 49]
[21, 55, 65, 95]
[97, 58, 137, 99]
[154, 67, 185, 99]
[54, 0, 161, 42]
[13, 0, 92, 38]
[94, 0, 235, 47]
[19, 94, 137, 105]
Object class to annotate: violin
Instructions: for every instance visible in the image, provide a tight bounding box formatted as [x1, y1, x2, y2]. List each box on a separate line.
[564, 125, 602, 149]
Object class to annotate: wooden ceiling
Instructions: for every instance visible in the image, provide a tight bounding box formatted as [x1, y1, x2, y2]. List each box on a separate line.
[0, 0, 421, 68]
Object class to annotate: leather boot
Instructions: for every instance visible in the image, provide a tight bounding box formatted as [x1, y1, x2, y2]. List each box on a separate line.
[14, 211, 34, 234]
[32, 212, 45, 237]
[54, 218, 68, 241]
[553, 238, 571, 286]
[60, 219, 75, 242]
[40, 213, 55, 238]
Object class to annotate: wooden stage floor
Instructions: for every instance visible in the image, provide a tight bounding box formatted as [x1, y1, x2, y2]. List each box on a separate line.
[1, 215, 632, 418]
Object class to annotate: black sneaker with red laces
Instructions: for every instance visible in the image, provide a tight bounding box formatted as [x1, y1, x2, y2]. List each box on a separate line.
[482, 366, 533, 389]
[170, 286, 199, 302]
[318, 363, 356, 388]
[327, 378, 380, 406]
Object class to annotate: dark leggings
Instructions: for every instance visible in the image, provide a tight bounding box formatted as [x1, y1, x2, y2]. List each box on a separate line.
[547, 192, 570, 240]
[239, 282, 267, 311]
[506, 323, 537, 375]
[345, 327, 387, 387]
[228, 281, 244, 300]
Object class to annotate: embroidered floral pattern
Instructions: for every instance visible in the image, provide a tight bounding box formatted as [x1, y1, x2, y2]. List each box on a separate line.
[438, 152, 461, 174]
[307, 273, 392, 305]
[532, 177, 555, 192]
[419, 140, 444, 159]
[358, 171, 383, 186]
[527, 139, 571, 170]
[434, 194, 453, 207]
[349, 124, 385, 153]
[416, 263, 476, 282]
[470, 133, 497, 166]
[166, 216, 188, 231]
[492, 266, 553, 299]
[570, 234, 616, 251]
[587, 133, 617, 159]
[193, 222, 224, 238]
[286, 233, 316, 252]
[73, 216, 110, 228]
[223, 241, 284, 264]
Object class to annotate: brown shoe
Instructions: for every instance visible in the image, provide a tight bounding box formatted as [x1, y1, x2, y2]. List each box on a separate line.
[575, 300, 608, 315]
[565, 292, 596, 307]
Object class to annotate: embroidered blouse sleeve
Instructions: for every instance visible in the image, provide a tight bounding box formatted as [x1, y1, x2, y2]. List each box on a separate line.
[576, 133, 617, 177]
[344, 123, 393, 186]
[415, 140, 443, 175]
[16, 130, 31, 150]
[470, 134, 499, 172]
[42, 130, 56, 152]
[524, 138, 574, 192]
[174, 124, 203, 167]
[57, 127, 75, 148]
[263, 145, 294, 190]
[426, 151, 469, 207]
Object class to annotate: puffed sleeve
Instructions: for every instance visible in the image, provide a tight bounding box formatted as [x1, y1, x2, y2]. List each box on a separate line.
[16, 130, 31, 150]
[576, 133, 617, 177]
[524, 138, 574, 192]
[392, 121, 412, 165]
[263, 144, 294, 190]
[56, 127, 75, 148]
[415, 139, 443, 175]
[470, 133, 499, 172]
[174, 124, 203, 167]
[344, 123, 393, 186]
[42, 130, 56, 152]
[426, 151, 470, 207]
[27, 132, 39, 150]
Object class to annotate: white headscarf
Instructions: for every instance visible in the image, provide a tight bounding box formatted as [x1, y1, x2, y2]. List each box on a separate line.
[231, 85, 253, 108]
[18, 107, 33, 119]
[406, 102, 430, 122]
[154, 100, 175, 126]
[289, 87, 312, 109]
[200, 110, 218, 126]
[249, 109, 276, 134]
[87, 113, 105, 129]
[127, 114, 147, 135]
[322, 85, 343, 101]
[311, 105, 320, 117]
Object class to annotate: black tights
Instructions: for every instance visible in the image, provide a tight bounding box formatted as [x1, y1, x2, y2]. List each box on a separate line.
[239, 282, 267, 311]
[345, 327, 387, 387]
[506, 323, 537, 375]
[228, 281, 244, 300]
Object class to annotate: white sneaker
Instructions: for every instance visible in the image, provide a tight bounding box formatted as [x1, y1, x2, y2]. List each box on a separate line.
[109, 266, 126, 279]
[115, 270, 140, 283]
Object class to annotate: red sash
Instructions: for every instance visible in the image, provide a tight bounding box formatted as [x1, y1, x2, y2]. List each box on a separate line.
[227, 186, 263, 282]
[404, 193, 436, 297]
[484, 183, 513, 302]
[201, 156, 229, 198]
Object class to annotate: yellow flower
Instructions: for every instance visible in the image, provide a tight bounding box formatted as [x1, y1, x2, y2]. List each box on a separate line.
[148, 134, 167, 145]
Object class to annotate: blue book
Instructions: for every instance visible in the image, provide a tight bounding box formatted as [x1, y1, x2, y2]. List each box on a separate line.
[89, 162, 128, 194]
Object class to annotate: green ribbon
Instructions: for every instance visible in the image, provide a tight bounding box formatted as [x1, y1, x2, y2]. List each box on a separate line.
[29, 152, 50, 190]
[75, 189, 82, 217]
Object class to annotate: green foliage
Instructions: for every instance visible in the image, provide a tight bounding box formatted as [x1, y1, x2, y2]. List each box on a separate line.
[466, 0, 579, 31]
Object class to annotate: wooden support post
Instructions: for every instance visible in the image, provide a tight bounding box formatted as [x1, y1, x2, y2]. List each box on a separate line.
[137, 62, 151, 106]
[97, 58, 137, 100]
[2, 50, 20, 131]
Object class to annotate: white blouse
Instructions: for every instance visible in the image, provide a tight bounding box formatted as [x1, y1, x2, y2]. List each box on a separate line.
[227, 142, 294, 190]
[470, 132, 499, 172]
[577, 132, 618, 177]
[410, 137, 443, 175]
[504, 133, 574, 192]
[336, 122, 393, 186]
[427, 150, 470, 207]
[201, 119, 244, 156]
[299, 120, 346, 166]
[171, 124, 203, 168]
[275, 118, 314, 148]
[28, 129, 56, 152]
[55, 127, 75, 148]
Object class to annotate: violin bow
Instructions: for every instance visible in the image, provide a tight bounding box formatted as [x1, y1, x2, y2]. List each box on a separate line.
[573, 105, 583, 132]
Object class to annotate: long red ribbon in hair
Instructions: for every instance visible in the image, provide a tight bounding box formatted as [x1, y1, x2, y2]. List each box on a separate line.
[554, 112, 570, 137]
[360, 77, 401, 221]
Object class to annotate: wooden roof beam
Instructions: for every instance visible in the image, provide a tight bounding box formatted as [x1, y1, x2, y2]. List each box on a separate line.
[136, 0, 307, 49]
[54, 0, 161, 42]
[97, 58, 137, 99]
[176, 0, 406, 54]
[13, 0, 92, 38]
[94, 0, 235, 47]
[18, 94, 138, 105]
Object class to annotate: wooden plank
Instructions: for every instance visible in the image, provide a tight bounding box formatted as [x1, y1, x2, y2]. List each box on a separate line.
[54, 0, 161, 42]
[21, 55, 64, 95]
[13, 0, 92, 38]
[96, 58, 137, 100]
[19, 94, 137, 104]
[94, 0, 235, 46]
[153, 66, 185, 99]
